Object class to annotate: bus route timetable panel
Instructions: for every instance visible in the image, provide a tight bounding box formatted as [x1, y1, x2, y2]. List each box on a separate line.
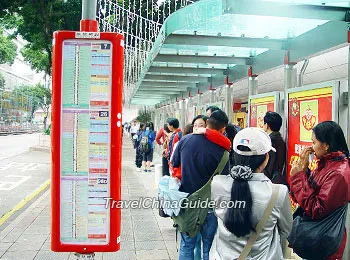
[60, 40, 112, 245]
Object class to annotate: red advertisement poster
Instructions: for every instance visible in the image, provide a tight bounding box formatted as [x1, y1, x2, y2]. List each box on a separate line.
[287, 86, 332, 210]
[249, 96, 275, 128]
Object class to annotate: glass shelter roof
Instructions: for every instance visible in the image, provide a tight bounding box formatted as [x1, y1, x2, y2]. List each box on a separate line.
[131, 0, 350, 105]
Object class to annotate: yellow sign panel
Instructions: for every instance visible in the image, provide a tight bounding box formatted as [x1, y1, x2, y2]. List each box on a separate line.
[250, 96, 274, 106]
[289, 86, 332, 99]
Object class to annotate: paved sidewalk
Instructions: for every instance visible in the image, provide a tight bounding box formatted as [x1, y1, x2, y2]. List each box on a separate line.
[0, 138, 178, 260]
[0, 137, 300, 260]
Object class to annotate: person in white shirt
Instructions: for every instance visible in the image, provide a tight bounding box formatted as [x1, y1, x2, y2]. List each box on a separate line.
[130, 121, 139, 139]
[210, 128, 292, 260]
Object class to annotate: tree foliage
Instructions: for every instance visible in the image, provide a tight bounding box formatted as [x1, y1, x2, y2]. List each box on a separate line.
[11, 84, 51, 127]
[0, 28, 16, 64]
[1, 0, 82, 75]
[137, 109, 152, 123]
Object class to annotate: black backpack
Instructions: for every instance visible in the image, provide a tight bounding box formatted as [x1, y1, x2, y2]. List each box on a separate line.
[139, 131, 151, 153]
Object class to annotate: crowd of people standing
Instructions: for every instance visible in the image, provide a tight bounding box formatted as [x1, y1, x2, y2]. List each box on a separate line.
[124, 106, 350, 260]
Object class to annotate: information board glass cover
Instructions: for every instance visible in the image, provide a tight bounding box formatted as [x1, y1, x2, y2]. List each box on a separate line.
[60, 40, 112, 245]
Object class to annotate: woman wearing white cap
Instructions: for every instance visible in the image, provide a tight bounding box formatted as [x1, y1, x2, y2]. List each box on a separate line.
[210, 127, 292, 260]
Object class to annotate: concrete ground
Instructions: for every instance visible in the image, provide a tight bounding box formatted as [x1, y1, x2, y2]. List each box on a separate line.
[0, 137, 301, 260]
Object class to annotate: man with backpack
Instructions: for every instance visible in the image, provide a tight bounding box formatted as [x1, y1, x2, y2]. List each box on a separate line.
[171, 110, 230, 260]
[139, 122, 156, 172]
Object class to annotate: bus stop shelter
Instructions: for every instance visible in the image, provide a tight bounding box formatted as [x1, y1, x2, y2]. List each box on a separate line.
[130, 0, 350, 106]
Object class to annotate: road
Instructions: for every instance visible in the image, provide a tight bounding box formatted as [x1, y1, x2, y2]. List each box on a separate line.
[0, 133, 50, 229]
[0, 133, 42, 160]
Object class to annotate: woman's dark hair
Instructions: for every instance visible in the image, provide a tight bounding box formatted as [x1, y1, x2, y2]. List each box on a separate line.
[225, 123, 237, 145]
[191, 115, 208, 126]
[139, 123, 145, 130]
[224, 146, 266, 237]
[163, 124, 171, 133]
[146, 122, 154, 131]
[313, 121, 349, 158]
[183, 124, 193, 135]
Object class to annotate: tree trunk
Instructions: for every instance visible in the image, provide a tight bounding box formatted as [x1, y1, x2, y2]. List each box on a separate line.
[43, 115, 47, 131]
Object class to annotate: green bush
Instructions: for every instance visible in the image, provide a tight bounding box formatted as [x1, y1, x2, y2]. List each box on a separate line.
[44, 124, 51, 135]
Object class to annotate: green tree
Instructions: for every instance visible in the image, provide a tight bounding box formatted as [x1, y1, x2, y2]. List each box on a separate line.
[136, 108, 151, 123]
[13, 84, 51, 130]
[1, 0, 82, 75]
[0, 28, 16, 64]
[0, 73, 4, 120]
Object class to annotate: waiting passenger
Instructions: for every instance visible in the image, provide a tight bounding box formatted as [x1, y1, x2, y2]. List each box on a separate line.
[139, 122, 156, 172]
[172, 110, 230, 260]
[262, 111, 288, 186]
[289, 121, 350, 259]
[156, 124, 172, 176]
[210, 127, 292, 260]
[206, 106, 220, 117]
[135, 123, 145, 171]
[166, 118, 182, 175]
[225, 123, 237, 169]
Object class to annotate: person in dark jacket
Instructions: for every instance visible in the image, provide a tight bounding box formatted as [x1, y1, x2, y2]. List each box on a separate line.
[262, 111, 287, 185]
[135, 123, 145, 171]
[225, 123, 237, 170]
[290, 121, 350, 259]
[171, 110, 230, 260]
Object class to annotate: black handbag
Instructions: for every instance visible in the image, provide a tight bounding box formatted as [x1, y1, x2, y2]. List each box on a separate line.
[287, 204, 348, 260]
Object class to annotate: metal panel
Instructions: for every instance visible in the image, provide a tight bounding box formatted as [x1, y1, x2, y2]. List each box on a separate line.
[166, 34, 286, 50]
[154, 54, 249, 66]
[224, 0, 350, 21]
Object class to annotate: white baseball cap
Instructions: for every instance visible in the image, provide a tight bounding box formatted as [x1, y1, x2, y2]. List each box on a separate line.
[232, 127, 276, 156]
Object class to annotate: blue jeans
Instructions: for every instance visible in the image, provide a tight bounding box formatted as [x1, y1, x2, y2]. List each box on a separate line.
[179, 212, 217, 260]
[194, 233, 202, 260]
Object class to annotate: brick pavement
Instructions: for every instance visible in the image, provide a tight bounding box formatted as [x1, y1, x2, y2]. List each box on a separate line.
[0, 137, 300, 260]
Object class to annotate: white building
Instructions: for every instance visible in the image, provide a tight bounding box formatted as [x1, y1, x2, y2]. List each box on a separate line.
[0, 29, 45, 91]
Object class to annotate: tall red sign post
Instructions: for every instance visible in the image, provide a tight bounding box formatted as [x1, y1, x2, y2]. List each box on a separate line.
[51, 1, 123, 257]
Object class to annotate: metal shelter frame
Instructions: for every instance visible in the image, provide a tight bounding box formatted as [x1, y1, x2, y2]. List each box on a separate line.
[130, 0, 350, 106]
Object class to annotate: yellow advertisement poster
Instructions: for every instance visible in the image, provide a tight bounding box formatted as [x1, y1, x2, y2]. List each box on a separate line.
[256, 105, 268, 129]
[249, 96, 274, 128]
[174, 111, 180, 120]
[300, 100, 318, 142]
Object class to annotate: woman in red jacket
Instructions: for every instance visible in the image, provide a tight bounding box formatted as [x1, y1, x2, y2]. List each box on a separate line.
[290, 121, 350, 259]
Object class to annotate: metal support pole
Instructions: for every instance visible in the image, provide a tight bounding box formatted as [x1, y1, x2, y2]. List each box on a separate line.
[282, 60, 297, 259]
[209, 90, 215, 103]
[284, 64, 297, 90]
[344, 43, 350, 260]
[180, 100, 186, 129]
[224, 85, 233, 121]
[82, 0, 97, 20]
[248, 76, 258, 97]
[198, 94, 203, 107]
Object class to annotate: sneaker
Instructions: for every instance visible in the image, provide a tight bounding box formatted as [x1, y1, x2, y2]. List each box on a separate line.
[143, 169, 147, 172]
[147, 170, 152, 172]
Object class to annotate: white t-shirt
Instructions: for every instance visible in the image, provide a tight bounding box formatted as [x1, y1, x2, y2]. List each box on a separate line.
[130, 125, 139, 134]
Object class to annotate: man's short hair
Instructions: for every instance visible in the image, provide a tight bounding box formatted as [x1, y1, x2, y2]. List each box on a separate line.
[167, 118, 179, 129]
[206, 106, 220, 113]
[264, 111, 282, 132]
[207, 110, 228, 130]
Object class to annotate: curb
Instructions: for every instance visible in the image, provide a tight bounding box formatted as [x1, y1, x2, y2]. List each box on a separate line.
[29, 146, 51, 153]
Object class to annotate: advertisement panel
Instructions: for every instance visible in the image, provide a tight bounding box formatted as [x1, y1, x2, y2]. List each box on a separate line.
[287, 86, 333, 184]
[186, 106, 196, 123]
[249, 96, 275, 128]
[51, 31, 123, 253]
